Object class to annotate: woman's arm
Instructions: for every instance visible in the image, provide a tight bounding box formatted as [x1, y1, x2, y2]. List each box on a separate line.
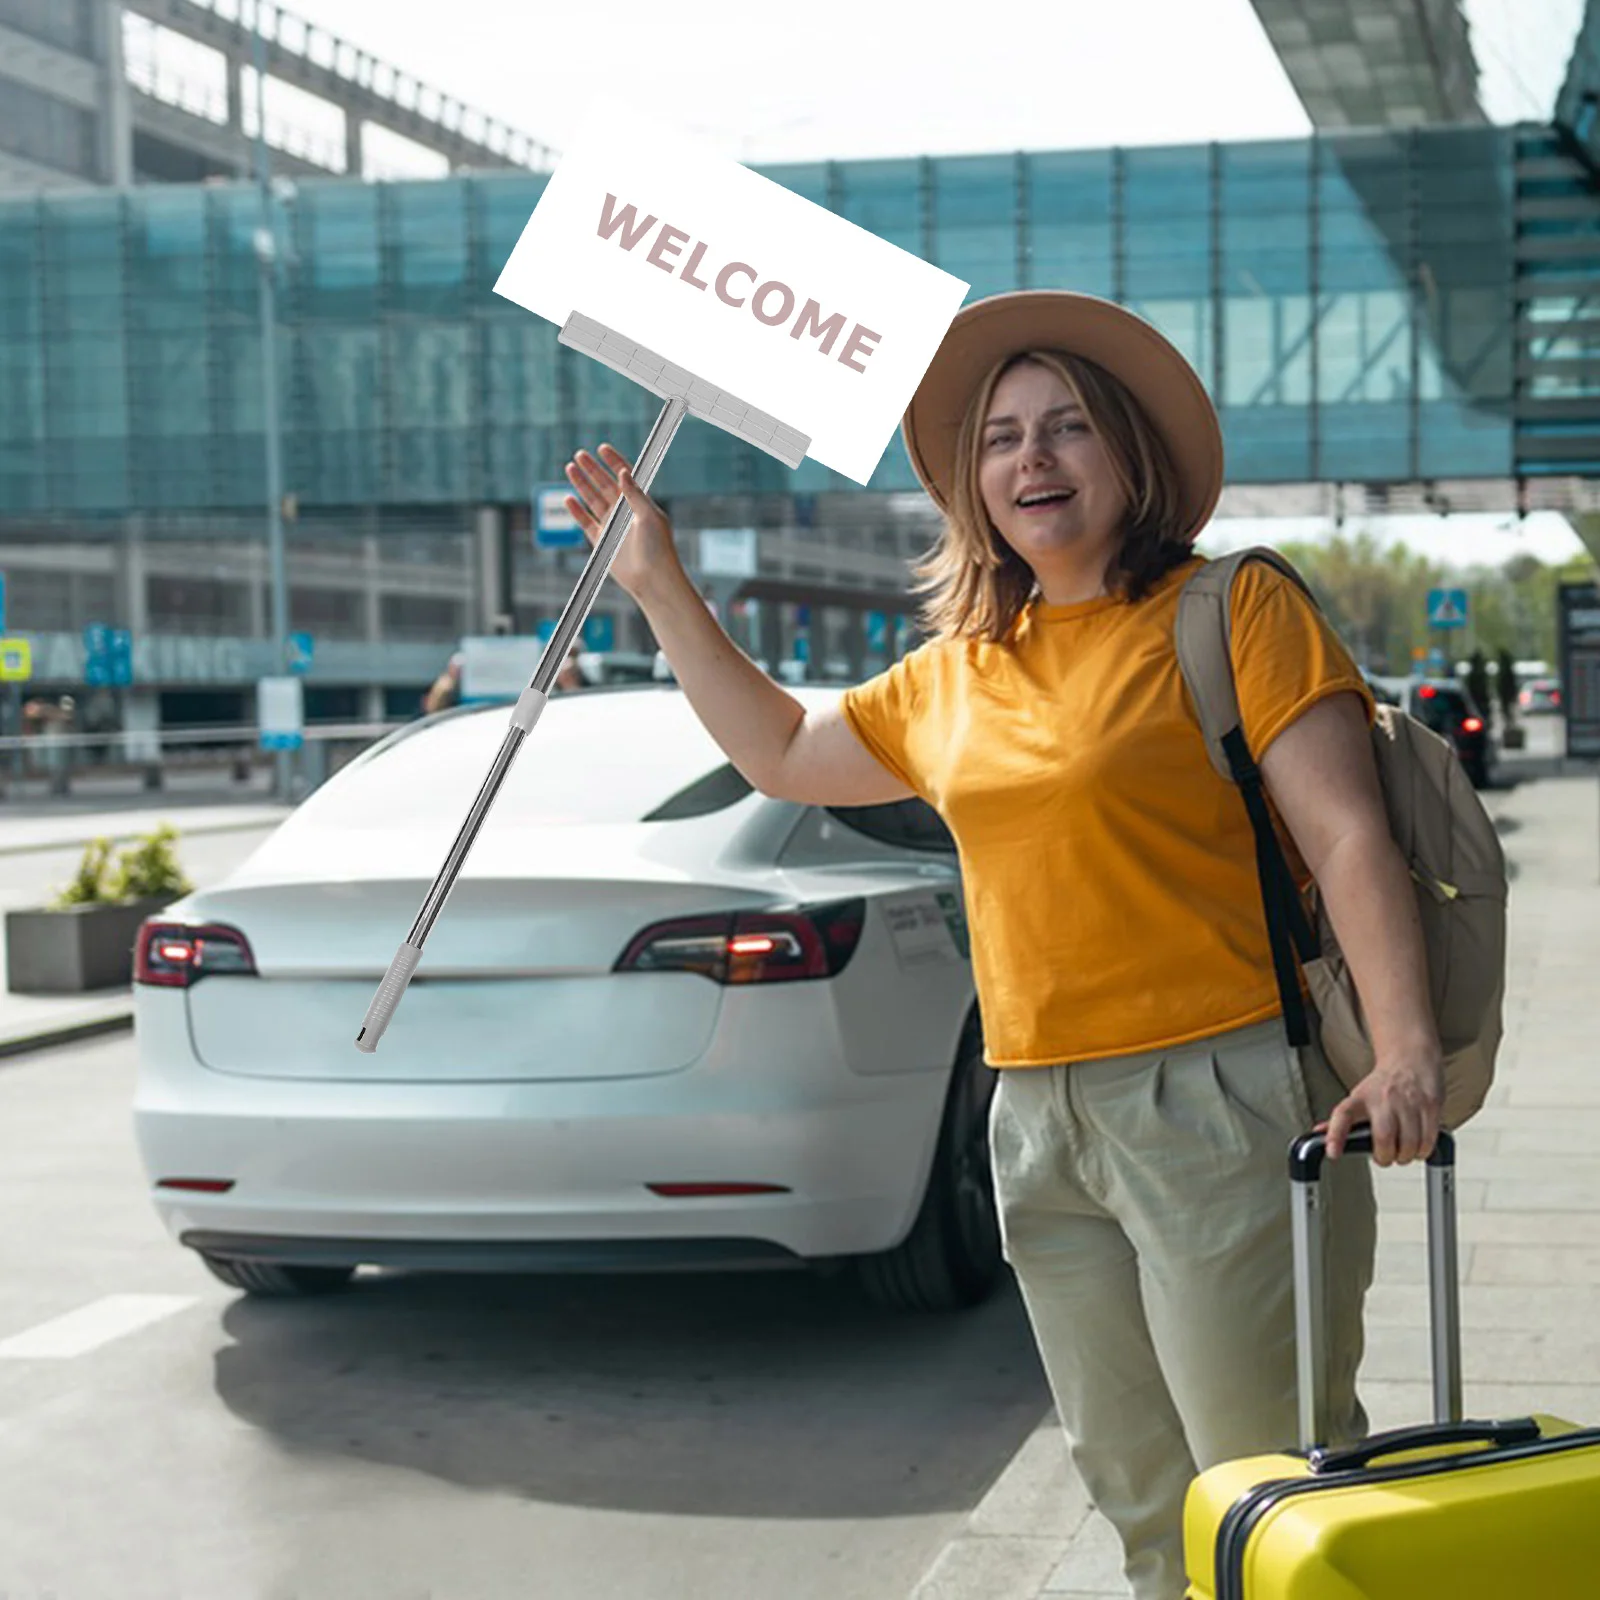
[633, 560, 916, 804]
[1258, 691, 1444, 1166]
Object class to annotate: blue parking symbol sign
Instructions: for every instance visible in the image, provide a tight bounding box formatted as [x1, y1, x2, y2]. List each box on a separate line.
[1427, 588, 1468, 629]
[287, 632, 315, 674]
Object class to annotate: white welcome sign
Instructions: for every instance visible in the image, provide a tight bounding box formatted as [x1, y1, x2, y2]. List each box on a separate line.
[493, 104, 969, 485]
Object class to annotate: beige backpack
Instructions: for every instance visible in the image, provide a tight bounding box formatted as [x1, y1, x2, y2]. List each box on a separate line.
[1175, 547, 1508, 1130]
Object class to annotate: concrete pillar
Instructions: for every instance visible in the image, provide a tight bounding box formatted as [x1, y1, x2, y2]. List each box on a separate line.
[225, 55, 248, 175]
[759, 599, 783, 674]
[95, 1, 133, 187]
[475, 505, 510, 632]
[363, 536, 382, 640]
[123, 690, 161, 766]
[247, 543, 267, 637]
[344, 113, 363, 179]
[226, 57, 244, 130]
[843, 606, 867, 680]
[362, 684, 385, 724]
[122, 518, 148, 636]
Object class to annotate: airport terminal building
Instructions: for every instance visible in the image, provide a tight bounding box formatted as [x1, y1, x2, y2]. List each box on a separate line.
[2, 0, 1599, 736]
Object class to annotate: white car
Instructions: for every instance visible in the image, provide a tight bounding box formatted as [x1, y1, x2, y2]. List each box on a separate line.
[133, 686, 998, 1312]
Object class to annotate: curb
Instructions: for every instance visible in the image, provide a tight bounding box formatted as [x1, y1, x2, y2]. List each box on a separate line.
[0, 815, 287, 860]
[0, 1010, 134, 1062]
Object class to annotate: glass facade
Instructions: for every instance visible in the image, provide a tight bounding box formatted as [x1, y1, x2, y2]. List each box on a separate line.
[0, 125, 1523, 521]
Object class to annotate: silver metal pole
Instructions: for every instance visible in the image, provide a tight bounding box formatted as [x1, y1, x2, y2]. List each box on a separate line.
[355, 394, 689, 1051]
[1426, 1157, 1464, 1425]
[1291, 1168, 1327, 1453]
[252, 3, 291, 802]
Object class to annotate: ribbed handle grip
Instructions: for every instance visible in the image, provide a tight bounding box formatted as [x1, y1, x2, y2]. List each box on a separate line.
[355, 941, 423, 1052]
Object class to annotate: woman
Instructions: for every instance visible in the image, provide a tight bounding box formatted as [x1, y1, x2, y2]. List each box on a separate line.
[562, 291, 1443, 1600]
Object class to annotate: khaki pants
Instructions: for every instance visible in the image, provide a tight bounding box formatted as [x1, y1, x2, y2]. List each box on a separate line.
[989, 1017, 1376, 1600]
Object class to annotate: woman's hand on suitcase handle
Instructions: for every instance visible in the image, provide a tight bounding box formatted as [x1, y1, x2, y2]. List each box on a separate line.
[1321, 1047, 1444, 1166]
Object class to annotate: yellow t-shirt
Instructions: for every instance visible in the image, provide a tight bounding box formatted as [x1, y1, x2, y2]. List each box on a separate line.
[839, 554, 1373, 1067]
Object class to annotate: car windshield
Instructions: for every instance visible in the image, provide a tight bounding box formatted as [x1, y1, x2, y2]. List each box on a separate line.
[300, 691, 744, 828]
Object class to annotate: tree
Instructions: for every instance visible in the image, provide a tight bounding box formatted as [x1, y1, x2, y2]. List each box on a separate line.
[1277, 531, 1443, 674]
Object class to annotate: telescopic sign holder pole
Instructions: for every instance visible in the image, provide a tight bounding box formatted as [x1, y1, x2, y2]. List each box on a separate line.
[356, 316, 807, 1051]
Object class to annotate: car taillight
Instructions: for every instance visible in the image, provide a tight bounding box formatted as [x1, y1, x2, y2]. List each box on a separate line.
[1460, 716, 1484, 734]
[1418, 684, 1437, 699]
[135, 920, 257, 988]
[614, 898, 865, 984]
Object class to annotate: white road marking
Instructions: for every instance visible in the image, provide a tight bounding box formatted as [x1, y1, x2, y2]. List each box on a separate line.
[0, 1294, 197, 1359]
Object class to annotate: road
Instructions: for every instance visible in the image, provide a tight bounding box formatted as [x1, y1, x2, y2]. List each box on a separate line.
[0, 1036, 1047, 1600]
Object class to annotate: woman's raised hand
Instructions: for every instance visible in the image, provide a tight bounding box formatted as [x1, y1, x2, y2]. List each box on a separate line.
[562, 443, 682, 602]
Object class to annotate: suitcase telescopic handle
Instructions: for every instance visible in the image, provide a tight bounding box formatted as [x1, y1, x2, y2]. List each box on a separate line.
[1307, 1416, 1540, 1476]
[1289, 1126, 1462, 1454]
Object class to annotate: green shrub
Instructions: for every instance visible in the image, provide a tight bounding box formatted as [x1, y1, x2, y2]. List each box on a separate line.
[108, 825, 193, 902]
[52, 837, 116, 908]
[50, 825, 192, 909]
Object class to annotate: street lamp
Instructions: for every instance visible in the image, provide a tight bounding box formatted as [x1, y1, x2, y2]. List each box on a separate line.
[251, 2, 292, 801]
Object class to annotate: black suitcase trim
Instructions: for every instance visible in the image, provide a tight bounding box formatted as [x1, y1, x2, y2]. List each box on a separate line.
[1214, 1424, 1600, 1600]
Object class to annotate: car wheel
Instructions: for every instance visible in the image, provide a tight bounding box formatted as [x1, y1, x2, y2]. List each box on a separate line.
[198, 1253, 357, 1298]
[856, 1011, 1001, 1313]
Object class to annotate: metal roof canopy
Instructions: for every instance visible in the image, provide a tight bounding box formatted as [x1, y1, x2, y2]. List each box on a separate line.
[1250, 0, 1485, 127]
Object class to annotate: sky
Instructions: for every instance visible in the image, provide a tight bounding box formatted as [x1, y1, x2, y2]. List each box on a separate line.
[143, 0, 1593, 569]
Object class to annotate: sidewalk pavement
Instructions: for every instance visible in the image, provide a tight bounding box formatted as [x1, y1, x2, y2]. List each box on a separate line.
[912, 768, 1600, 1599]
[0, 803, 289, 1058]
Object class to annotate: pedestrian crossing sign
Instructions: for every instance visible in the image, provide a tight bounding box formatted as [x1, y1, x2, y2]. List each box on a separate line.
[1427, 588, 1468, 629]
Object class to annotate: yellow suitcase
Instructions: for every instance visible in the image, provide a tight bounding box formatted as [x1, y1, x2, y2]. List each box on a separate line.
[1184, 1129, 1600, 1599]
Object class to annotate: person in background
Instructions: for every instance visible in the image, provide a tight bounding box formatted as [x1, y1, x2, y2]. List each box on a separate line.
[421, 652, 463, 716]
[553, 647, 587, 693]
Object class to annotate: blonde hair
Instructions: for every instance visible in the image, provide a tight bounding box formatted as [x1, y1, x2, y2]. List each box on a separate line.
[909, 349, 1192, 644]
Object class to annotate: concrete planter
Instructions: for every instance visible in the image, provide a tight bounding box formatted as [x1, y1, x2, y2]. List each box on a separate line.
[5, 898, 173, 995]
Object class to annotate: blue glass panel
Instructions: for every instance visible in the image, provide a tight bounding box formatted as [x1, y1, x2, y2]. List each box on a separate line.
[756, 163, 830, 210]
[1218, 143, 1312, 476]
[126, 190, 207, 331]
[474, 171, 548, 289]
[387, 180, 469, 314]
[1124, 145, 1214, 386]
[1319, 403, 1412, 480]
[208, 189, 265, 318]
[297, 182, 379, 308]
[1026, 151, 1113, 297]
[931, 155, 1017, 303]
[835, 160, 922, 256]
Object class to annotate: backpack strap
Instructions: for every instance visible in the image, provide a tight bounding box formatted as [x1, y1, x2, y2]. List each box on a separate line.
[1176, 547, 1323, 1049]
[1174, 546, 1319, 782]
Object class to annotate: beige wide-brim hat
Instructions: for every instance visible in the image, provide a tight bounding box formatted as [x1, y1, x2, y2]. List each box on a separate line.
[902, 290, 1225, 541]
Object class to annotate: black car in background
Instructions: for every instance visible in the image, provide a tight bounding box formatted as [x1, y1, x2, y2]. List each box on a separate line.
[1404, 679, 1491, 787]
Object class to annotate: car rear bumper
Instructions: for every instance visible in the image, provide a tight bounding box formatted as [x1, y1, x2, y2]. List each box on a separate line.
[178, 1230, 805, 1274]
[134, 1069, 948, 1264]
